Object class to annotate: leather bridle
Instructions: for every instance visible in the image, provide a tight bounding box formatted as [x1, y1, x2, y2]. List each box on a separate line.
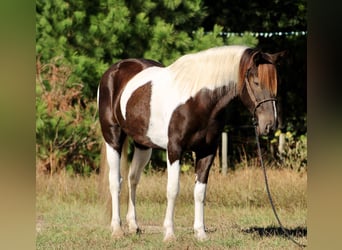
[244, 69, 277, 125]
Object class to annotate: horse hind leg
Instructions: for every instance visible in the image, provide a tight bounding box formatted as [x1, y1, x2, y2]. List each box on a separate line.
[126, 144, 152, 234]
[105, 141, 125, 238]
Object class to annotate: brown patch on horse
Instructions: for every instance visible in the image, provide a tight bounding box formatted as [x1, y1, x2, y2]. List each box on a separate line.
[123, 82, 154, 146]
[98, 59, 163, 151]
[167, 86, 235, 167]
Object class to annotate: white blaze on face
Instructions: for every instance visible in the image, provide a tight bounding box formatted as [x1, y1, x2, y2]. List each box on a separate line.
[273, 101, 277, 122]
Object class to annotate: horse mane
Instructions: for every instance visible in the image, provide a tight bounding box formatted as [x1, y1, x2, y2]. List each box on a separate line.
[167, 46, 248, 97]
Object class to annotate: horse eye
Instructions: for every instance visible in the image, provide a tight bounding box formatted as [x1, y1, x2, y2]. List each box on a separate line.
[254, 81, 260, 87]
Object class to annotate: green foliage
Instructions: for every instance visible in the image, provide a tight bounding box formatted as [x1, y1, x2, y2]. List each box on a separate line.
[272, 130, 307, 171]
[35, 0, 229, 173]
[36, 57, 101, 175]
[36, 0, 219, 97]
[227, 32, 258, 47]
[36, 0, 307, 174]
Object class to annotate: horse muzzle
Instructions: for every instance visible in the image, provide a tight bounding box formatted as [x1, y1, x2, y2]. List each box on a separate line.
[256, 119, 276, 135]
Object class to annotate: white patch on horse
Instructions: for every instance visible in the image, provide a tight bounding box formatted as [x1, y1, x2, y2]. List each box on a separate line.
[146, 76, 185, 148]
[120, 66, 169, 120]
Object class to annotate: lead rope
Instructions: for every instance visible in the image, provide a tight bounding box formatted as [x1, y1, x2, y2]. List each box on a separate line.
[253, 119, 306, 248]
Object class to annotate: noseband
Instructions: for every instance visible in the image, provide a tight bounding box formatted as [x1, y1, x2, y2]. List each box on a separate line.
[244, 70, 277, 125]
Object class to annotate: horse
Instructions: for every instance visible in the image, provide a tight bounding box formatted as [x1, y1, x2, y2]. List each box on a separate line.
[97, 45, 285, 241]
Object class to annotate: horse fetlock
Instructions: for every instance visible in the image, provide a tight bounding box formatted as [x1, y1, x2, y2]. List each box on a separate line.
[127, 218, 140, 234]
[111, 224, 125, 238]
[163, 228, 176, 242]
[194, 228, 208, 241]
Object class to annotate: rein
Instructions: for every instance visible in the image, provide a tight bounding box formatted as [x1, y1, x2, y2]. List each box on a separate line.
[253, 124, 306, 248]
[245, 70, 306, 247]
[251, 112, 306, 247]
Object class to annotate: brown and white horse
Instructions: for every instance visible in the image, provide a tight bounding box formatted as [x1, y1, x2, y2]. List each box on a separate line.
[98, 45, 284, 241]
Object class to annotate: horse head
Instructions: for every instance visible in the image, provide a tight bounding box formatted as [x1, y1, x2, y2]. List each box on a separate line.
[239, 50, 286, 135]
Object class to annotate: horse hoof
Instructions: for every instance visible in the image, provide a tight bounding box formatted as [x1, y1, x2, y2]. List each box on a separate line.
[128, 227, 142, 235]
[111, 229, 125, 239]
[195, 232, 208, 241]
[163, 233, 176, 242]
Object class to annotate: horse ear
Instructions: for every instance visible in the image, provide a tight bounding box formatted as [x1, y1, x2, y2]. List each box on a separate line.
[253, 50, 287, 66]
[268, 50, 287, 65]
[252, 50, 265, 66]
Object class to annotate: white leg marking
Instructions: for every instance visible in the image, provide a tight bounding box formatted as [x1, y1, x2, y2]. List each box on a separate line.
[105, 143, 124, 237]
[126, 147, 152, 233]
[163, 159, 180, 241]
[194, 181, 208, 240]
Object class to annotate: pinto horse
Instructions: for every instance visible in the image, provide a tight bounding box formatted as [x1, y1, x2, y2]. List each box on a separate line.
[98, 45, 284, 241]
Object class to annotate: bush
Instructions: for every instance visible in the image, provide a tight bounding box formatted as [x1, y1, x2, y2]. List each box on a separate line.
[272, 130, 307, 171]
[36, 57, 101, 175]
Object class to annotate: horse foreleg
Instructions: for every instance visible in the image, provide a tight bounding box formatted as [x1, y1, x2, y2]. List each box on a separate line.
[194, 181, 208, 240]
[105, 143, 124, 237]
[126, 146, 152, 233]
[193, 153, 215, 241]
[163, 158, 180, 241]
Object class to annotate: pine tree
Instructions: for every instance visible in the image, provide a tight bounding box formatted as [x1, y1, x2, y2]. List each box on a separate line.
[36, 0, 226, 97]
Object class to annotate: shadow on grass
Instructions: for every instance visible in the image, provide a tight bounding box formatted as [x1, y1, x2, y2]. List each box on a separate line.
[242, 226, 307, 238]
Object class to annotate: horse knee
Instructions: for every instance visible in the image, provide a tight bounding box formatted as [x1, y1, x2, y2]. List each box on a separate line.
[128, 171, 139, 187]
[167, 184, 179, 199]
[166, 160, 180, 198]
[194, 182, 207, 202]
[109, 176, 121, 194]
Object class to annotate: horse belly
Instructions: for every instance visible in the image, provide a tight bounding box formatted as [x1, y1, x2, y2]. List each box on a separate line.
[146, 82, 183, 149]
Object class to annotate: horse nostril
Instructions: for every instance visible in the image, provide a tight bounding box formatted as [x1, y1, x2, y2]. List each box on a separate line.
[265, 123, 271, 134]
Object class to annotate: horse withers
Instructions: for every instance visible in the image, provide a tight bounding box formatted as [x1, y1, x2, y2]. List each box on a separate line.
[98, 46, 285, 241]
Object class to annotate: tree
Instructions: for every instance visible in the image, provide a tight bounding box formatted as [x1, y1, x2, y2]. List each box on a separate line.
[36, 0, 227, 173]
[202, 0, 307, 135]
[36, 0, 226, 98]
[36, 0, 307, 173]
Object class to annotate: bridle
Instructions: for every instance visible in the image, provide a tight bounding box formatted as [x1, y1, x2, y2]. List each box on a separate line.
[245, 69, 306, 248]
[244, 69, 277, 125]
[246, 69, 307, 247]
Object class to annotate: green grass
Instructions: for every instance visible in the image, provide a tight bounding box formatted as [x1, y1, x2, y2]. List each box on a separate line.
[36, 167, 307, 249]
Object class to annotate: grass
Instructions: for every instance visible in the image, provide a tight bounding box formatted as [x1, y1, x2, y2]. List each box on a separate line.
[36, 166, 307, 249]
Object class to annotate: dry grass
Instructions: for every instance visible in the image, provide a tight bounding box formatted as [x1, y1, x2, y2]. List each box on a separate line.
[136, 167, 307, 209]
[36, 167, 307, 249]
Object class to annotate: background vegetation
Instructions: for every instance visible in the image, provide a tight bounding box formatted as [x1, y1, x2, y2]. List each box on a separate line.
[36, 167, 307, 249]
[36, 0, 307, 175]
[36, 1, 307, 248]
